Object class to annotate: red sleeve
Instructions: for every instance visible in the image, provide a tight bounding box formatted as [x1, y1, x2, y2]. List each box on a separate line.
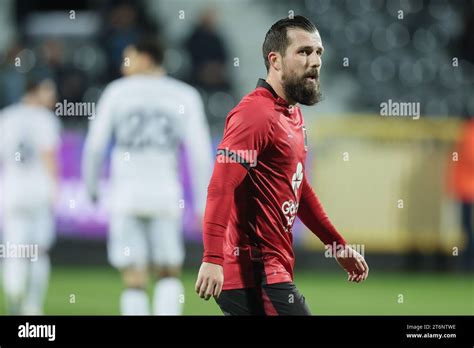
[218, 107, 275, 165]
[202, 161, 247, 265]
[202, 109, 275, 265]
[297, 175, 346, 248]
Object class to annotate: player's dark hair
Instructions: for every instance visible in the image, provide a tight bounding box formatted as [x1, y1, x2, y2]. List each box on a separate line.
[132, 36, 164, 65]
[262, 15, 317, 71]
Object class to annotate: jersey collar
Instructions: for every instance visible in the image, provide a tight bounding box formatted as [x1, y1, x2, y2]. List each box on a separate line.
[256, 79, 290, 107]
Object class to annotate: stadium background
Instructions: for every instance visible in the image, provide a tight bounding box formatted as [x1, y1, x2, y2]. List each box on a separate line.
[0, 0, 473, 315]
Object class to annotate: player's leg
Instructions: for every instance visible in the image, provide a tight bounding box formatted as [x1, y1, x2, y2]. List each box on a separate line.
[120, 267, 150, 315]
[22, 207, 55, 315]
[215, 288, 266, 315]
[260, 282, 311, 315]
[149, 215, 185, 315]
[2, 211, 29, 314]
[108, 215, 150, 315]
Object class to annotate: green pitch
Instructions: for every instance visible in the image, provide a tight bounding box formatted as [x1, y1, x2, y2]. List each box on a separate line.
[0, 267, 472, 315]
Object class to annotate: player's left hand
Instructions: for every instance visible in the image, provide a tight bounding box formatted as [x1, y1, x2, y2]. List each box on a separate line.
[335, 245, 369, 283]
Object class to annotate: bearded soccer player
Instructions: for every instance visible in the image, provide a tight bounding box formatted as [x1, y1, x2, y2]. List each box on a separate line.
[195, 15, 369, 315]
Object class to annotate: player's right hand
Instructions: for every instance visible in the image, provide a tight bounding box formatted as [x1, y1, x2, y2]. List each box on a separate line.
[195, 262, 224, 301]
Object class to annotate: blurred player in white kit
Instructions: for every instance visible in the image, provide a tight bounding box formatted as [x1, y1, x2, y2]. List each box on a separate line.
[0, 75, 60, 315]
[82, 37, 213, 315]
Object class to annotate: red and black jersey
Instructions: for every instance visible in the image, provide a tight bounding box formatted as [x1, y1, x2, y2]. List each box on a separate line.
[202, 79, 346, 290]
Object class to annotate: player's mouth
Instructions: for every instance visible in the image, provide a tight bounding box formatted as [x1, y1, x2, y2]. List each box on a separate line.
[304, 72, 318, 83]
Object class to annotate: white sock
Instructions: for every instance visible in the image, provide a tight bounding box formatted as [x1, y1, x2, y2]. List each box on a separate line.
[3, 257, 28, 314]
[120, 288, 150, 315]
[153, 277, 184, 315]
[23, 254, 50, 315]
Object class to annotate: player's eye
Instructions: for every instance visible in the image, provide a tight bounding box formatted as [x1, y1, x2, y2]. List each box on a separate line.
[299, 49, 312, 56]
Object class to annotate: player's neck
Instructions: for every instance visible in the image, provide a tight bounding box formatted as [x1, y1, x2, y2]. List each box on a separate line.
[22, 95, 41, 107]
[138, 66, 166, 77]
[265, 76, 296, 105]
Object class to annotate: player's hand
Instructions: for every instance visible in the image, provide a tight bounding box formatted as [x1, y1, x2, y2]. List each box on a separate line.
[335, 245, 369, 283]
[195, 262, 224, 301]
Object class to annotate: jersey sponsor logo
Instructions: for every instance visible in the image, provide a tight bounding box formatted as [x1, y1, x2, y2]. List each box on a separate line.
[282, 162, 304, 232]
[291, 162, 303, 197]
[281, 199, 299, 231]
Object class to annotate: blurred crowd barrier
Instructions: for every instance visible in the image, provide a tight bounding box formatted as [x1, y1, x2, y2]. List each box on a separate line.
[302, 115, 464, 254]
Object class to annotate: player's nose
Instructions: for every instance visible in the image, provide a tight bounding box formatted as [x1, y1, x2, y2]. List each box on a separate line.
[308, 51, 321, 68]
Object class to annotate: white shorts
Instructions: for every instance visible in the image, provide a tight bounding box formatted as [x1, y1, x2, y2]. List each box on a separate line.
[108, 214, 185, 269]
[2, 208, 55, 253]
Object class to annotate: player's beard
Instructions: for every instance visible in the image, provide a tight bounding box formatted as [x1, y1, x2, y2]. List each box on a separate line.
[282, 66, 322, 106]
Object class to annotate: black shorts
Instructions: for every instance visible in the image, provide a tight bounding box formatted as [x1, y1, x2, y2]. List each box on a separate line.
[215, 282, 311, 316]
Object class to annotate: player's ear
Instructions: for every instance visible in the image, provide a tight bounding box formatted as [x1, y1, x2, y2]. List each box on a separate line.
[268, 52, 282, 72]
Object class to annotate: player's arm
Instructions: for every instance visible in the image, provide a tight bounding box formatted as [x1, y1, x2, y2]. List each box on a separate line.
[81, 86, 115, 203]
[42, 148, 59, 205]
[195, 108, 275, 300]
[297, 175, 369, 282]
[39, 116, 61, 206]
[182, 90, 214, 220]
[43, 150, 58, 183]
[195, 160, 247, 300]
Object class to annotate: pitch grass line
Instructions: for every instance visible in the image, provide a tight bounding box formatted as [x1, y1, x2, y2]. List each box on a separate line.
[0, 267, 471, 315]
